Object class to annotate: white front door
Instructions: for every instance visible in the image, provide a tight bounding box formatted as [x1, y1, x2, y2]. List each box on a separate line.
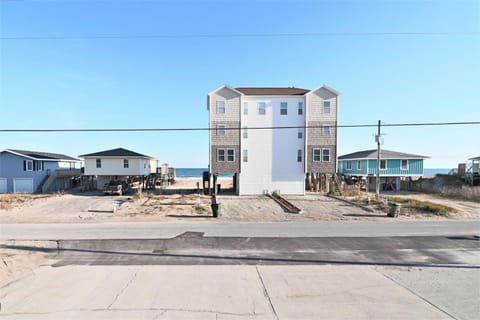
[14, 178, 34, 193]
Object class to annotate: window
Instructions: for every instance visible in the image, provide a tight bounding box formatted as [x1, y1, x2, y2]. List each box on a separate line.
[217, 149, 225, 162]
[323, 100, 331, 114]
[298, 102, 303, 115]
[322, 126, 331, 136]
[313, 148, 321, 162]
[243, 102, 248, 115]
[96, 159, 101, 168]
[216, 101, 225, 114]
[24, 160, 33, 171]
[227, 149, 235, 162]
[243, 126, 248, 139]
[243, 149, 248, 162]
[401, 159, 408, 170]
[357, 160, 362, 170]
[298, 128, 303, 139]
[380, 159, 387, 170]
[124, 159, 129, 168]
[217, 124, 226, 136]
[280, 102, 287, 115]
[258, 102, 266, 115]
[346, 160, 352, 170]
[297, 149, 302, 162]
[322, 148, 331, 162]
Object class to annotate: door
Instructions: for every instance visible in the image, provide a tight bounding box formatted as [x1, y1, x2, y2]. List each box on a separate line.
[0, 178, 6, 193]
[14, 178, 34, 193]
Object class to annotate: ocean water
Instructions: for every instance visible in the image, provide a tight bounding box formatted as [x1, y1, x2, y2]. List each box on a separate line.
[175, 168, 233, 179]
[177, 168, 452, 178]
[424, 168, 452, 176]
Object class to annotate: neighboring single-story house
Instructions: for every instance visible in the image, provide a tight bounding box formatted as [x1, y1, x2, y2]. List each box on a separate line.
[338, 149, 429, 192]
[0, 149, 81, 193]
[79, 148, 157, 190]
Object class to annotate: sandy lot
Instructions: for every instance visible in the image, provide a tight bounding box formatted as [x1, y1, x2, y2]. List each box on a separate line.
[1, 178, 479, 224]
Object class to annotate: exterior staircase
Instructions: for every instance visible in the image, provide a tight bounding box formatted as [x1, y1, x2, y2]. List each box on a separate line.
[36, 169, 81, 193]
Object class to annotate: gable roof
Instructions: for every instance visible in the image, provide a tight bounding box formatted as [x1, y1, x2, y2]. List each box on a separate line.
[3, 149, 80, 161]
[307, 84, 341, 96]
[338, 149, 429, 160]
[235, 87, 310, 96]
[79, 148, 153, 159]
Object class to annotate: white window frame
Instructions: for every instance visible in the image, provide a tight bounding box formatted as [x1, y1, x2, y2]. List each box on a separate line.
[313, 148, 321, 162]
[322, 148, 331, 162]
[217, 149, 225, 162]
[357, 160, 362, 170]
[243, 126, 248, 139]
[227, 149, 235, 162]
[243, 102, 248, 115]
[217, 124, 226, 136]
[297, 149, 302, 162]
[124, 159, 129, 168]
[401, 159, 408, 170]
[96, 159, 101, 168]
[346, 160, 352, 170]
[216, 101, 225, 114]
[297, 128, 303, 139]
[26, 160, 33, 171]
[298, 102, 303, 115]
[243, 149, 248, 162]
[323, 100, 331, 114]
[258, 102, 266, 115]
[322, 126, 331, 136]
[280, 102, 287, 115]
[380, 159, 387, 170]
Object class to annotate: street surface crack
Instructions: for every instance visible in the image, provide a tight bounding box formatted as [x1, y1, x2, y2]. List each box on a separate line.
[376, 269, 458, 320]
[256, 266, 279, 320]
[107, 268, 139, 309]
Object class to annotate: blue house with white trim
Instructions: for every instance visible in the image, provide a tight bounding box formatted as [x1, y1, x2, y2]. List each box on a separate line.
[0, 149, 81, 194]
[338, 149, 429, 191]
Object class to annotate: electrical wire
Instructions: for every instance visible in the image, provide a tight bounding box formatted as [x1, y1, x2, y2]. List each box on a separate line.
[0, 121, 478, 133]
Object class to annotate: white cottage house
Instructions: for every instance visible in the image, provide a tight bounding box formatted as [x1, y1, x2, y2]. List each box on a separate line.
[80, 148, 157, 190]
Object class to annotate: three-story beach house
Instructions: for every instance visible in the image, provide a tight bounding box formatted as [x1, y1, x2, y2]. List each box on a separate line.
[207, 85, 340, 195]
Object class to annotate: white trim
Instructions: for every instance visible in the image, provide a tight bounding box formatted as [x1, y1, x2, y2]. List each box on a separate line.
[208, 84, 244, 97]
[306, 84, 341, 96]
[400, 159, 409, 170]
[2, 149, 80, 162]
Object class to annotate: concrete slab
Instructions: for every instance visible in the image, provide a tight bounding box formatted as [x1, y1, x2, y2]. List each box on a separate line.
[0, 266, 275, 320]
[1, 265, 474, 319]
[257, 265, 453, 319]
[379, 267, 480, 320]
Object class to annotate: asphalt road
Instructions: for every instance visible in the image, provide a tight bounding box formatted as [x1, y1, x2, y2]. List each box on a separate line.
[2, 233, 479, 320]
[3, 232, 478, 267]
[1, 220, 480, 240]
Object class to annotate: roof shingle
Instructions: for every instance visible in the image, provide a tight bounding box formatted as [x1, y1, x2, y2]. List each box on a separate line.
[235, 87, 310, 96]
[338, 149, 428, 160]
[79, 148, 153, 158]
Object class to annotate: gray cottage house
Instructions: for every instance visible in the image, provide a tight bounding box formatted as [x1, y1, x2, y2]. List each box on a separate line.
[0, 149, 81, 193]
[338, 149, 429, 192]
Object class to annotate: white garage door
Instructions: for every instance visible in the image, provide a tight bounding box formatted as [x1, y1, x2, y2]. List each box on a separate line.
[0, 178, 6, 193]
[14, 178, 34, 193]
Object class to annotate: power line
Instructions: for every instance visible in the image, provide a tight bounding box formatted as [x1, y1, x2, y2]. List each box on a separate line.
[2, 31, 479, 41]
[0, 121, 478, 133]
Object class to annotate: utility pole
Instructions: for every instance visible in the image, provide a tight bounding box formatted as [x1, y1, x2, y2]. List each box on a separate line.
[375, 120, 381, 200]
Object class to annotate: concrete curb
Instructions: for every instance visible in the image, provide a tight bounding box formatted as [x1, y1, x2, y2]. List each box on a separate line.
[326, 194, 376, 213]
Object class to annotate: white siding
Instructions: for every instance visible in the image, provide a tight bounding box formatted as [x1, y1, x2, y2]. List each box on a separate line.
[84, 158, 154, 176]
[239, 96, 305, 195]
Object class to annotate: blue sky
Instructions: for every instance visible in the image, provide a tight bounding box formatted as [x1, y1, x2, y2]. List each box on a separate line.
[1, 0, 479, 168]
